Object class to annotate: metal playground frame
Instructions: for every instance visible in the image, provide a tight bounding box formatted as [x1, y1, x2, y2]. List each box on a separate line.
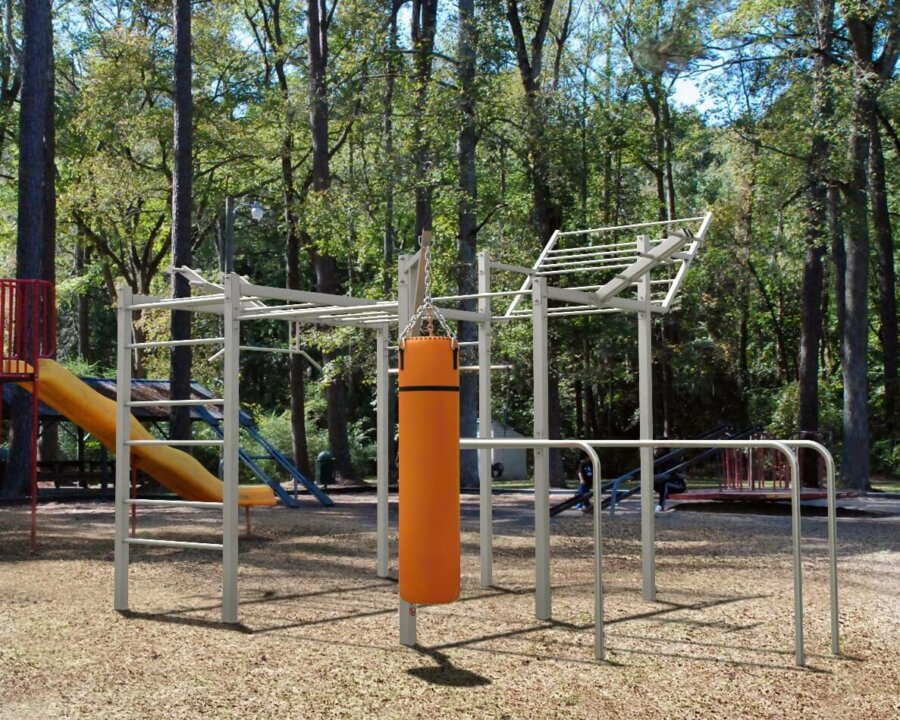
[112, 211, 840, 666]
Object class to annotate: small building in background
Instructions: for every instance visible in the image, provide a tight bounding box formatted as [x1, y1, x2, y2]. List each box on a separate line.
[477, 420, 527, 481]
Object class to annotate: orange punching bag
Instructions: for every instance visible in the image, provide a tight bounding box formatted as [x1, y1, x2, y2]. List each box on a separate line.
[398, 336, 460, 605]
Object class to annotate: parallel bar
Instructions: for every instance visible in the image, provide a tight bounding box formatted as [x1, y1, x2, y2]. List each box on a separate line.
[128, 295, 225, 312]
[127, 337, 224, 349]
[431, 289, 525, 302]
[126, 538, 224, 551]
[487, 260, 537, 276]
[127, 398, 224, 407]
[126, 439, 224, 447]
[460, 438, 604, 661]
[573, 437, 809, 667]
[556, 215, 707, 237]
[126, 499, 224, 509]
[539, 263, 632, 276]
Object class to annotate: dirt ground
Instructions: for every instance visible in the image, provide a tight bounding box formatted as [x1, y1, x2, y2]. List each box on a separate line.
[1, 493, 898, 720]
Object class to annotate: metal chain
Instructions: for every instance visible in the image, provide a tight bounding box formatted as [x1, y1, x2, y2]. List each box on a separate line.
[399, 235, 457, 344]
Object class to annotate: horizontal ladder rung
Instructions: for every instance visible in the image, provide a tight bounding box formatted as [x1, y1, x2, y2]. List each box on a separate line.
[125, 538, 223, 551]
[126, 439, 224, 447]
[126, 399, 224, 407]
[126, 499, 223, 509]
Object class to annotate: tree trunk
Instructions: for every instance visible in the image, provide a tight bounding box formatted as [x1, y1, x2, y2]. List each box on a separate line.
[412, 0, 438, 237]
[6, 0, 53, 499]
[457, 0, 478, 488]
[169, 0, 193, 443]
[869, 117, 898, 423]
[798, 0, 833, 488]
[307, 0, 354, 480]
[382, 10, 399, 476]
[76, 239, 90, 360]
[839, 86, 873, 490]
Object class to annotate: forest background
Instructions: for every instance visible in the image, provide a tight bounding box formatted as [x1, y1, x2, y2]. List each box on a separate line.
[1, 0, 897, 495]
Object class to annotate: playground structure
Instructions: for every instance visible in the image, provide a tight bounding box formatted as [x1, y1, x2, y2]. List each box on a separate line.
[0, 279, 56, 548]
[0, 210, 841, 667]
[0, 377, 332, 508]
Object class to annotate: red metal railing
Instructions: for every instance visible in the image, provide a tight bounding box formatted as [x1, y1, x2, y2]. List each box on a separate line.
[0, 279, 56, 551]
[0, 279, 57, 377]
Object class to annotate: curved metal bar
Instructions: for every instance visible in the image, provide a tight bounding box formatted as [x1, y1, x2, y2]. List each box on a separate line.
[781, 440, 839, 657]
[459, 438, 605, 661]
[576, 439, 808, 667]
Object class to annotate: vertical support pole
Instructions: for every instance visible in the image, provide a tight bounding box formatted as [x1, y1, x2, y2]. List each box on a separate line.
[591, 450, 605, 662]
[375, 325, 390, 578]
[397, 253, 417, 645]
[477, 251, 493, 587]
[786, 447, 804, 667]
[222, 274, 240, 624]
[637, 234, 656, 602]
[532, 276, 551, 620]
[113, 284, 132, 612]
[824, 449, 840, 656]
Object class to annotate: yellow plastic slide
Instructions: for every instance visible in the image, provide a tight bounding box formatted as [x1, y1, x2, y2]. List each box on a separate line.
[9, 359, 275, 506]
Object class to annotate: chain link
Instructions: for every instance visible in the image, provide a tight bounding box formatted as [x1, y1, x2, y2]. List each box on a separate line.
[399, 234, 457, 345]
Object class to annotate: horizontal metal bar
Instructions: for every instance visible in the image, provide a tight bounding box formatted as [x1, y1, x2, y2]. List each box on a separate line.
[125, 538, 224, 551]
[128, 296, 225, 312]
[543, 246, 640, 261]
[538, 264, 632, 277]
[127, 499, 224, 508]
[488, 261, 537, 276]
[431, 289, 526, 302]
[556, 216, 707, 237]
[126, 398, 225, 407]
[126, 439, 225, 447]
[127, 337, 225, 349]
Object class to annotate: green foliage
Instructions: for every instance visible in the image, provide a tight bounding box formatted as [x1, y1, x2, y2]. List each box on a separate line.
[1, 0, 896, 481]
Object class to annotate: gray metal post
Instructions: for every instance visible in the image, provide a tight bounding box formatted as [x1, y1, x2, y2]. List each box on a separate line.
[637, 234, 656, 601]
[477, 251, 493, 587]
[397, 253, 417, 645]
[376, 325, 390, 578]
[787, 448, 804, 666]
[532, 276, 551, 620]
[222, 274, 241, 623]
[113, 285, 133, 611]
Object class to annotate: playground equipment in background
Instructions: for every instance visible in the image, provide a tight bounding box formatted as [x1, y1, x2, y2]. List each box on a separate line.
[0, 279, 56, 549]
[12, 358, 276, 507]
[720, 431, 825, 491]
[550, 423, 739, 516]
[0, 378, 332, 508]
